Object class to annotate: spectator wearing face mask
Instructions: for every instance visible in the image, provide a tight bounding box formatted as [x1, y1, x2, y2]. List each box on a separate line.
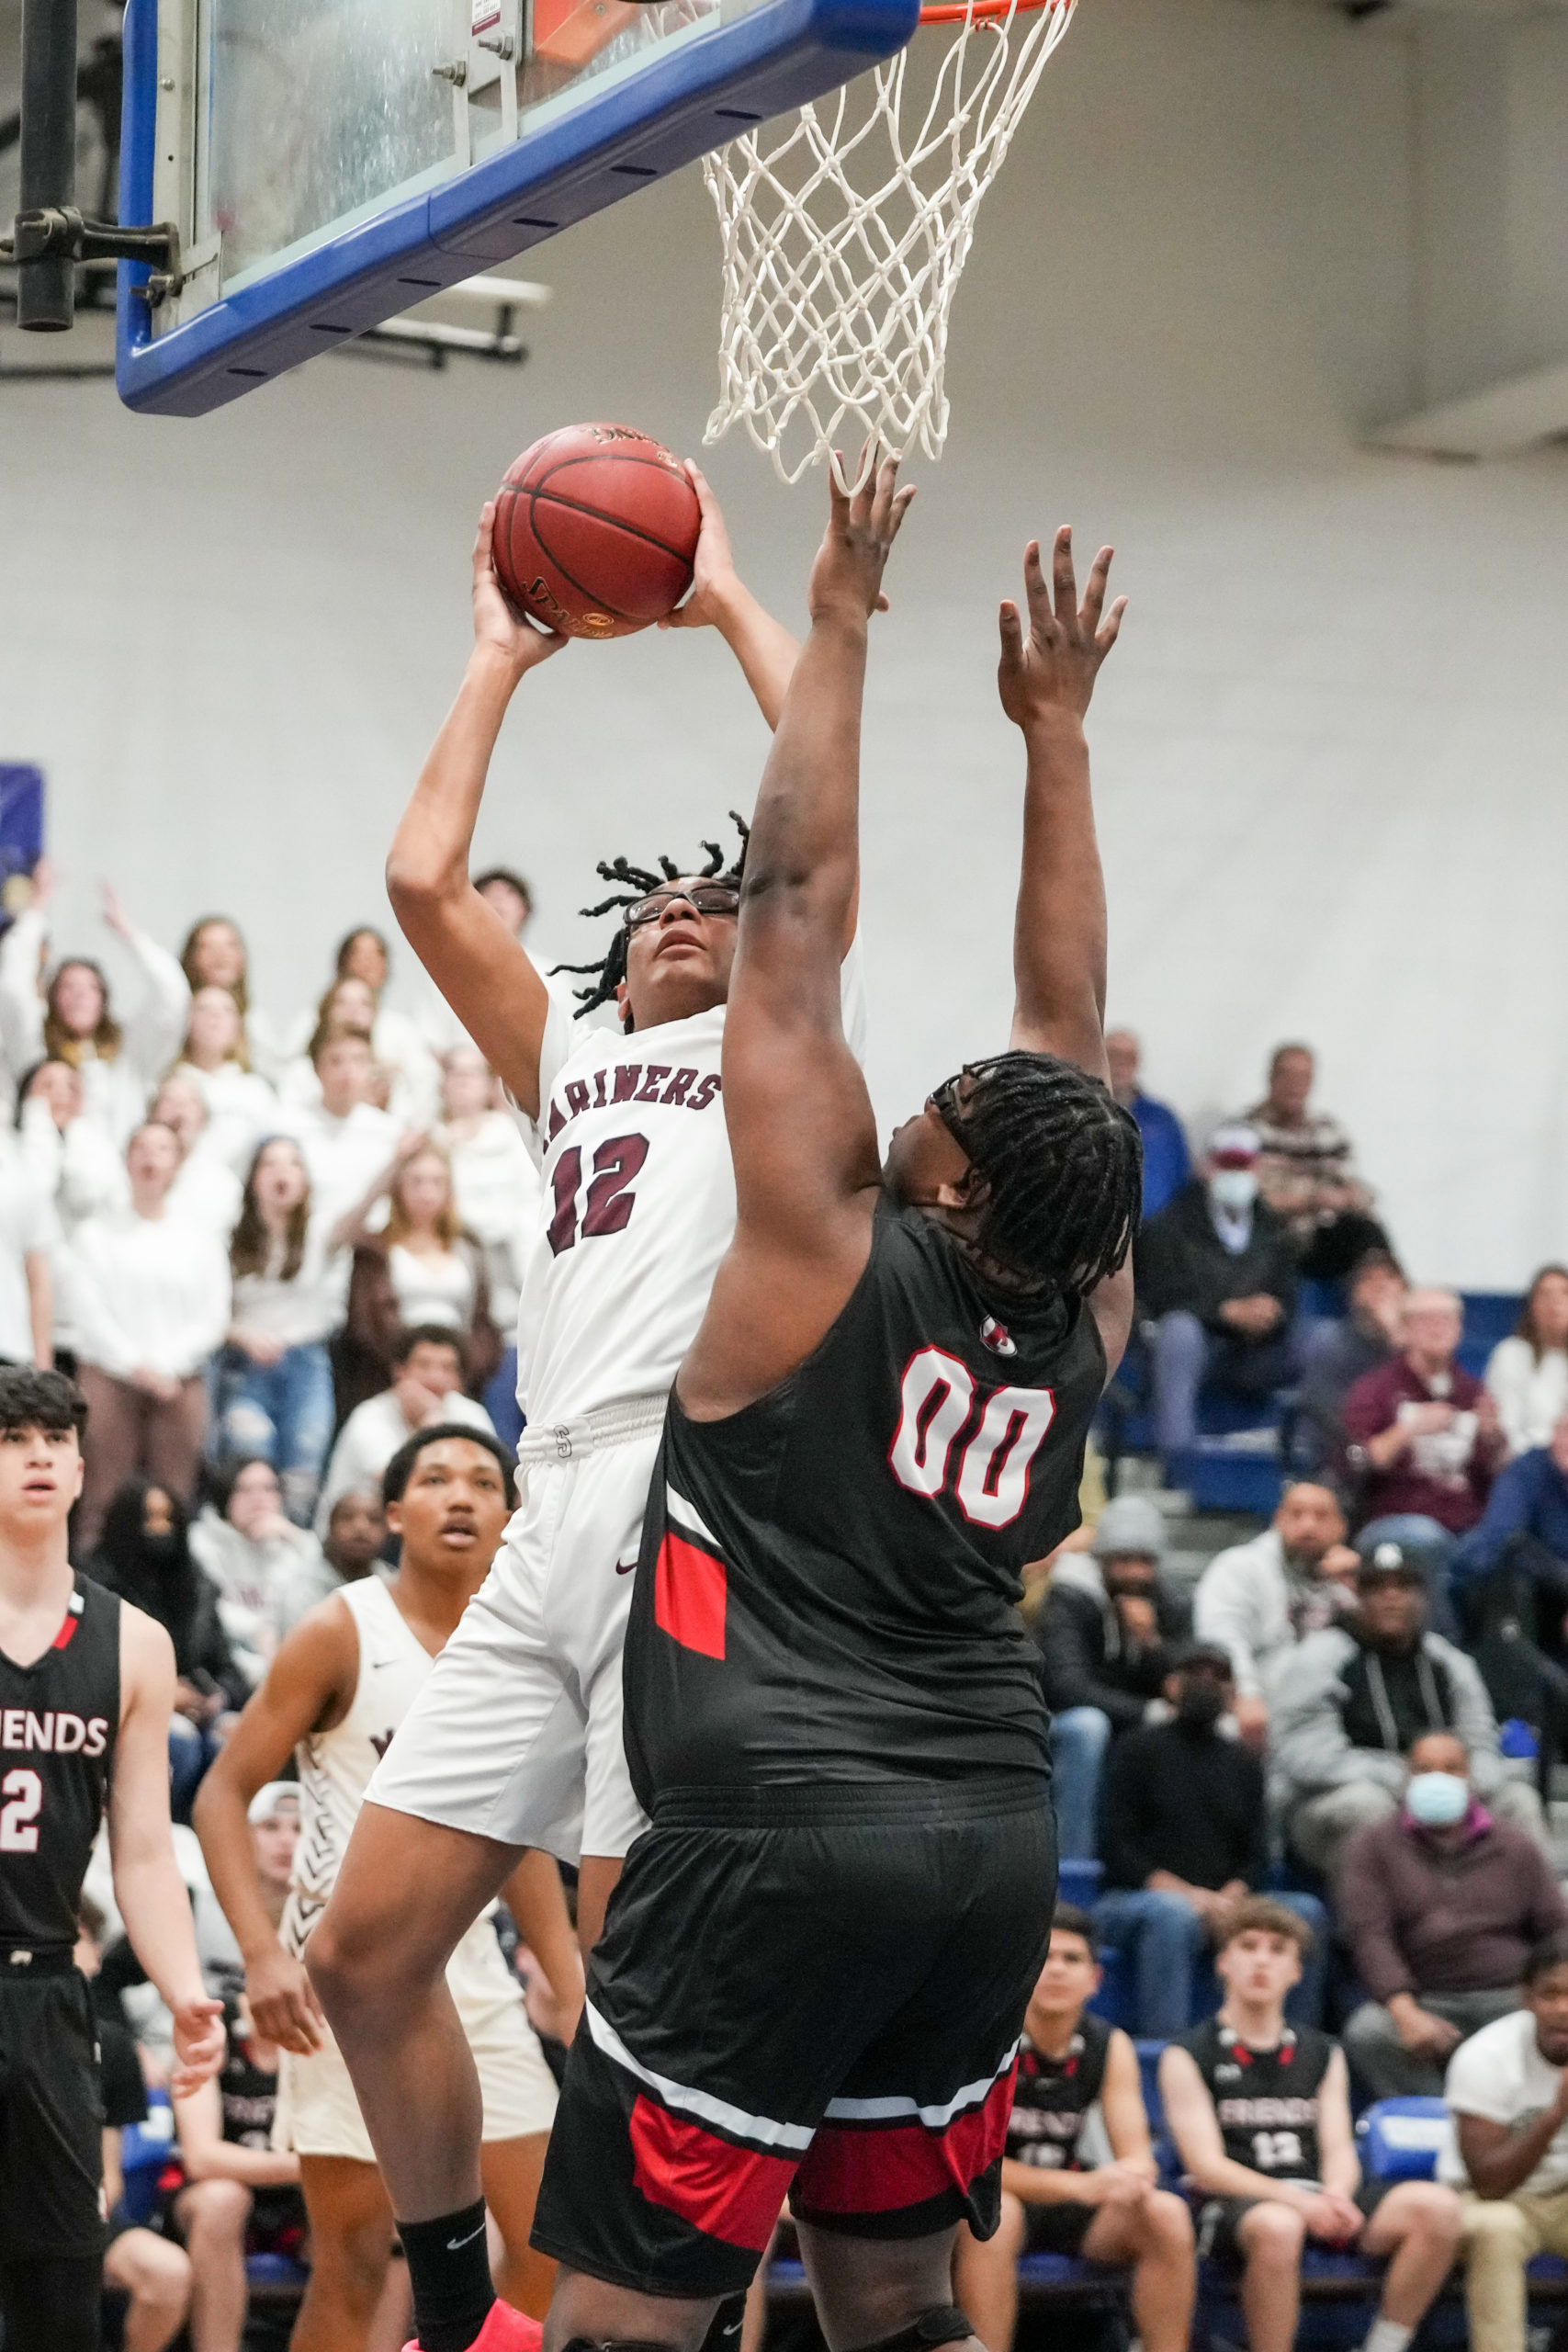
[1095, 1645, 1328, 2036]
[1105, 1028, 1190, 1224]
[1292, 1250, 1407, 1476]
[1193, 1482, 1361, 1749]
[1337, 1733, 1568, 2102]
[68, 1120, 232, 1547]
[173, 985, 281, 1175]
[1485, 1266, 1568, 1460]
[1241, 1043, 1390, 1282]
[1135, 1125, 1303, 1459]
[1036, 1496, 1190, 1860]
[0, 866, 189, 1139]
[1341, 1287, 1507, 1562]
[190, 1458, 325, 1689]
[1269, 1544, 1544, 1873]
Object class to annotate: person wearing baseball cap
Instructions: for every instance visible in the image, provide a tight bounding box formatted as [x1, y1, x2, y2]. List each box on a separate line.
[1269, 1537, 1545, 1875]
[1135, 1124, 1303, 1462]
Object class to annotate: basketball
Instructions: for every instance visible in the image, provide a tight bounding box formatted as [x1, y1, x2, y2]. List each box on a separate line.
[491, 424, 701, 640]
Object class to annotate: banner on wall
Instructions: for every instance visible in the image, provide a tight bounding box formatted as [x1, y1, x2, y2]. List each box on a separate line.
[0, 768, 45, 933]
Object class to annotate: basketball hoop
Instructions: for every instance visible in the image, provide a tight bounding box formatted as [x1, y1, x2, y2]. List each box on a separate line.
[700, 0, 1075, 490]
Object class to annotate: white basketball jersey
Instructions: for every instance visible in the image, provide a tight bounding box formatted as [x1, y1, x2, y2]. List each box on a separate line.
[516, 944, 865, 1427]
[280, 1577, 505, 2000]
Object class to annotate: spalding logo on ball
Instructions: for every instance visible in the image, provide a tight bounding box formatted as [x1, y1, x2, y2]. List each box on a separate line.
[491, 423, 701, 640]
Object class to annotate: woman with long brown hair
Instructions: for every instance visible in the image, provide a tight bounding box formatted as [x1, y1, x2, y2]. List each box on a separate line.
[333, 1136, 499, 1418]
[218, 1137, 338, 1524]
[173, 986, 280, 1173]
[0, 864, 189, 1143]
[1486, 1262, 1568, 1456]
[282, 930, 438, 1123]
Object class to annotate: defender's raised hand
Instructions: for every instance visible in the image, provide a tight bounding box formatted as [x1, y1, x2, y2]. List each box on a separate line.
[471, 500, 570, 677]
[807, 446, 916, 625]
[998, 526, 1126, 729]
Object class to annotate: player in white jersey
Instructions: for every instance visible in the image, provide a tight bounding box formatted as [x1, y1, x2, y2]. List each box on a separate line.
[306, 475, 863, 2352]
[194, 1428, 581, 2352]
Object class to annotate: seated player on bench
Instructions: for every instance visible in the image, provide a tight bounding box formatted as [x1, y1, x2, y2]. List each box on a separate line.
[953, 1905, 1194, 2352]
[1159, 1900, 1462, 2352]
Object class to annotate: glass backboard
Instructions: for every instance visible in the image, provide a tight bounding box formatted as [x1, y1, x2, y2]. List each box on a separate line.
[115, 0, 919, 414]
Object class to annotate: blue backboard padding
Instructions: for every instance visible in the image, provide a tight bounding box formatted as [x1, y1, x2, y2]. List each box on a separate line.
[116, 0, 919, 417]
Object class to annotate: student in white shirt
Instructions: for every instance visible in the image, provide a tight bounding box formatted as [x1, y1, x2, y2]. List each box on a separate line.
[173, 987, 281, 1174]
[16, 1057, 127, 1363]
[68, 1119, 232, 1548]
[219, 1137, 340, 1527]
[151, 1073, 244, 1238]
[282, 1033, 402, 1243]
[1486, 1268, 1568, 1459]
[1444, 1933, 1568, 2352]
[179, 914, 284, 1081]
[284, 944, 439, 1126]
[0, 1138, 56, 1366]
[434, 1046, 540, 1338]
[315, 1328, 492, 1535]
[0, 867, 189, 1140]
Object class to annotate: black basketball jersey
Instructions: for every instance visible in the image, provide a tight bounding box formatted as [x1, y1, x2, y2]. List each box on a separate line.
[1005, 2011, 1112, 2173]
[624, 1193, 1106, 1810]
[0, 1575, 119, 1949]
[1178, 2018, 1333, 2184]
[218, 2007, 280, 2151]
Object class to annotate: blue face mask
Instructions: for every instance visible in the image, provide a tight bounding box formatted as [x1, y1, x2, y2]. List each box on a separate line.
[1406, 1771, 1469, 1827]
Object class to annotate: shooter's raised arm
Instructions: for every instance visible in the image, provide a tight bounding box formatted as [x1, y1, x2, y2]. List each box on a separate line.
[388, 479, 805, 1119]
[1002, 527, 1126, 1078]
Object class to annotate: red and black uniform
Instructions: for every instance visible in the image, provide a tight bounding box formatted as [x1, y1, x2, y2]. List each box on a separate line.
[534, 1197, 1106, 2296]
[1177, 2018, 1382, 2262]
[0, 1576, 120, 2262]
[1006, 2013, 1112, 2256]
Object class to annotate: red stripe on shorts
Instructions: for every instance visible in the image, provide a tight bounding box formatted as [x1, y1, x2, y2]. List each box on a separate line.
[654, 1531, 727, 1660]
[793, 2063, 1017, 2216]
[628, 2094, 795, 2248]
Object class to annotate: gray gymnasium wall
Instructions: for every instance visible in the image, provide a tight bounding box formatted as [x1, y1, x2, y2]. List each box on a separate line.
[4, 0, 1568, 1284]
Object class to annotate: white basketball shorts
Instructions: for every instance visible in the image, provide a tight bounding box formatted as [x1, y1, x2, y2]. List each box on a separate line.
[365, 1403, 661, 1866]
[276, 1923, 558, 2163]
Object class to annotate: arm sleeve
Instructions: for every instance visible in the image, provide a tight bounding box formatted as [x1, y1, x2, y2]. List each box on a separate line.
[1269, 1641, 1397, 1798]
[1192, 1554, 1263, 1700]
[1334, 1828, 1412, 2000]
[1036, 1591, 1147, 1730]
[151, 1233, 231, 1378]
[1341, 1367, 1393, 1447]
[1443, 2032, 1516, 2124]
[1485, 1340, 1532, 1456]
[121, 929, 192, 1082]
[1452, 1459, 1534, 1587]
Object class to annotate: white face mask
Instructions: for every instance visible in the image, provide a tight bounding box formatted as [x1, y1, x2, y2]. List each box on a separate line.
[1405, 1771, 1470, 1828]
[1210, 1168, 1258, 1213]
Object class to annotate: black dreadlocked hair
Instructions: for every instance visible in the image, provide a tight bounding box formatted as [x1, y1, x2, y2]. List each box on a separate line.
[550, 812, 750, 1029]
[931, 1050, 1143, 1299]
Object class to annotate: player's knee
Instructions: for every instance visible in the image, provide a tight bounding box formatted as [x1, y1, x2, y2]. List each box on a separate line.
[1143, 2190, 1195, 2255]
[306, 1892, 439, 2023]
[1243, 2202, 1305, 2267]
[1400, 2182, 1463, 2247]
[137, 2239, 193, 2315]
[182, 2175, 252, 2236]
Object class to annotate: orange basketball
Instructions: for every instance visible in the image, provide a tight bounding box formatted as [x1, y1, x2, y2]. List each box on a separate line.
[491, 423, 701, 639]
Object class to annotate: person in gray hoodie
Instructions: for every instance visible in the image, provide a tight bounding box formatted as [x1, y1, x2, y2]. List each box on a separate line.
[1037, 1494, 1190, 1860]
[1269, 1541, 1544, 1872]
[1192, 1480, 1360, 1747]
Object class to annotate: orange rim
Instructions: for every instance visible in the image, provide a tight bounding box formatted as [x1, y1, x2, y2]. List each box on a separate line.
[918, 0, 1061, 24]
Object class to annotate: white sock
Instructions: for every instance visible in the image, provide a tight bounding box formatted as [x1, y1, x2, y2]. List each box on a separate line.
[1363, 2322, 1415, 2352]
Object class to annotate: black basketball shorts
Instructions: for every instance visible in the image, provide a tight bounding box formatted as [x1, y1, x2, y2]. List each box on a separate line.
[531, 1778, 1055, 2299]
[0, 1966, 105, 2261]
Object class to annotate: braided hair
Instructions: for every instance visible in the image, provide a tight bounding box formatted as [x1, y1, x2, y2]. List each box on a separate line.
[552, 812, 749, 1029]
[932, 1050, 1143, 1299]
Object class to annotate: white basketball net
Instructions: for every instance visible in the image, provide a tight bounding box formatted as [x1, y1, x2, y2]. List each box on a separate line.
[701, 0, 1075, 489]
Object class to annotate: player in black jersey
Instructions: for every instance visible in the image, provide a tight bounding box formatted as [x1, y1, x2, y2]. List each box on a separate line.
[953, 1907, 1193, 2352]
[529, 458, 1143, 2352]
[0, 1366, 224, 2352]
[1161, 1899, 1461, 2352]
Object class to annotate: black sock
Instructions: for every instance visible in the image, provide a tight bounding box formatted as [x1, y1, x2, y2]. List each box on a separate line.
[398, 2199, 496, 2352]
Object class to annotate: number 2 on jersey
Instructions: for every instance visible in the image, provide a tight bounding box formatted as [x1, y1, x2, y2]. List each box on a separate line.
[888, 1346, 1057, 1529]
[0, 1767, 41, 1852]
[547, 1135, 649, 1257]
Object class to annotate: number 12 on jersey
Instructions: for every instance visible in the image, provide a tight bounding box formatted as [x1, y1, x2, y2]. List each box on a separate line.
[547, 1135, 649, 1257]
[889, 1346, 1057, 1530]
